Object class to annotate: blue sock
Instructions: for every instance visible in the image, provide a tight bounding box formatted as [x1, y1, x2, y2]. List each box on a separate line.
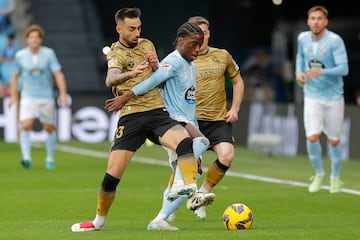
[45, 131, 56, 162]
[174, 165, 184, 182]
[306, 140, 324, 175]
[160, 195, 186, 220]
[328, 144, 342, 178]
[158, 171, 202, 220]
[156, 169, 202, 221]
[20, 130, 31, 161]
[193, 137, 209, 160]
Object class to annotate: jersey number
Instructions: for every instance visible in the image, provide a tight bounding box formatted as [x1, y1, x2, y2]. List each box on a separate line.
[115, 125, 125, 139]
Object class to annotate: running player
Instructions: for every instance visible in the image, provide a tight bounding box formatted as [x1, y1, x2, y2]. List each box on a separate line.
[8, 24, 68, 170]
[295, 5, 349, 193]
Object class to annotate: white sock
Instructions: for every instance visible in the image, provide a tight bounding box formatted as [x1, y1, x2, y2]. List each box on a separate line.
[93, 215, 106, 228]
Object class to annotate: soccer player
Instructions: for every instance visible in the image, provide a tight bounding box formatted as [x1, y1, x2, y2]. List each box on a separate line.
[295, 6, 349, 193]
[104, 21, 216, 230]
[8, 24, 68, 170]
[71, 8, 208, 232]
[0, 33, 18, 98]
[165, 16, 245, 221]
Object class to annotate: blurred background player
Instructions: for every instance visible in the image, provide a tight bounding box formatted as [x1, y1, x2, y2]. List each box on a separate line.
[295, 6, 349, 193]
[0, 33, 18, 98]
[8, 24, 68, 169]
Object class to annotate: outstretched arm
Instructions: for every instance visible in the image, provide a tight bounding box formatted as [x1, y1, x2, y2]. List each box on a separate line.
[105, 60, 149, 87]
[131, 64, 172, 96]
[105, 64, 173, 112]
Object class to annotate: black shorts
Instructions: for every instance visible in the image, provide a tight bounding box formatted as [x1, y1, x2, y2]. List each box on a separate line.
[111, 108, 179, 152]
[198, 120, 234, 148]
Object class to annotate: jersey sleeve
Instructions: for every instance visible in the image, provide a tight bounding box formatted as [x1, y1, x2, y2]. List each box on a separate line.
[132, 62, 174, 96]
[332, 36, 348, 65]
[48, 48, 61, 72]
[295, 34, 305, 73]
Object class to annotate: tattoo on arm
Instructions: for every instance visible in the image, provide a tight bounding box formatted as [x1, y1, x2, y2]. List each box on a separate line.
[107, 70, 132, 86]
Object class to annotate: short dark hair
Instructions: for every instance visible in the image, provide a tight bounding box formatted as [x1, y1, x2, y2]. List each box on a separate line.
[114, 7, 141, 24]
[187, 16, 209, 27]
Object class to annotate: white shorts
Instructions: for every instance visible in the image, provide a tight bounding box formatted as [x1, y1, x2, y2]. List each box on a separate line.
[303, 97, 344, 140]
[19, 98, 56, 124]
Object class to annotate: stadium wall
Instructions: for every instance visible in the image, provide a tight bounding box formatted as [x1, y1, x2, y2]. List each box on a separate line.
[1, 96, 359, 160]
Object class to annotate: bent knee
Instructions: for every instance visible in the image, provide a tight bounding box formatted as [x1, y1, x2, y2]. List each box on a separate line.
[218, 154, 234, 167]
[307, 135, 320, 143]
[176, 137, 193, 156]
[328, 139, 340, 147]
[43, 124, 55, 132]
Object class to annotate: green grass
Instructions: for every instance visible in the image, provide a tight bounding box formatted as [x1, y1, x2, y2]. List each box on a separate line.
[1, 140, 360, 240]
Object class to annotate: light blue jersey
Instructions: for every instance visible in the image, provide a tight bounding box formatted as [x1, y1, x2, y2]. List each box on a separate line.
[14, 46, 61, 99]
[295, 29, 348, 100]
[132, 50, 197, 125]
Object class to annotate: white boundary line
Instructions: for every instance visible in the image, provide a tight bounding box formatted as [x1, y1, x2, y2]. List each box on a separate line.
[55, 144, 360, 196]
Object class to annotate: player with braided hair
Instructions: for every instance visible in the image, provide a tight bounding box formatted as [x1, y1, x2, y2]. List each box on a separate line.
[147, 15, 245, 227]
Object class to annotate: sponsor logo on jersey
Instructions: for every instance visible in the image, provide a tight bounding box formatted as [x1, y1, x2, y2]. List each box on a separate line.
[308, 59, 325, 69]
[185, 85, 196, 104]
[160, 63, 172, 69]
[30, 68, 43, 76]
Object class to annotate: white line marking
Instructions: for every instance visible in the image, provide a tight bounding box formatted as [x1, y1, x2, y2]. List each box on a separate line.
[54, 144, 360, 196]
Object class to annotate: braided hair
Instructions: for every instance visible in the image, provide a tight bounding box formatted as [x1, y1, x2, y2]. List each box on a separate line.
[172, 22, 204, 46]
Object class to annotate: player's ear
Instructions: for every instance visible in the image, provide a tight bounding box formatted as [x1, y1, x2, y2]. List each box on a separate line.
[177, 37, 185, 46]
[116, 25, 121, 34]
[324, 18, 328, 27]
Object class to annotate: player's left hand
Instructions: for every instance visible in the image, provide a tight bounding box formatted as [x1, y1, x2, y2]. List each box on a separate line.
[58, 94, 68, 107]
[225, 110, 238, 123]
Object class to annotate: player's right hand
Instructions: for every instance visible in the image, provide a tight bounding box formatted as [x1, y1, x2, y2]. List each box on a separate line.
[295, 72, 307, 87]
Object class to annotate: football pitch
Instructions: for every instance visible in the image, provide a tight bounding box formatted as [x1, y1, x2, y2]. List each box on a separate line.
[1, 140, 359, 240]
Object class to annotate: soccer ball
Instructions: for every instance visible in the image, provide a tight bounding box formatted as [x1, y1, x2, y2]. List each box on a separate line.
[223, 203, 253, 230]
